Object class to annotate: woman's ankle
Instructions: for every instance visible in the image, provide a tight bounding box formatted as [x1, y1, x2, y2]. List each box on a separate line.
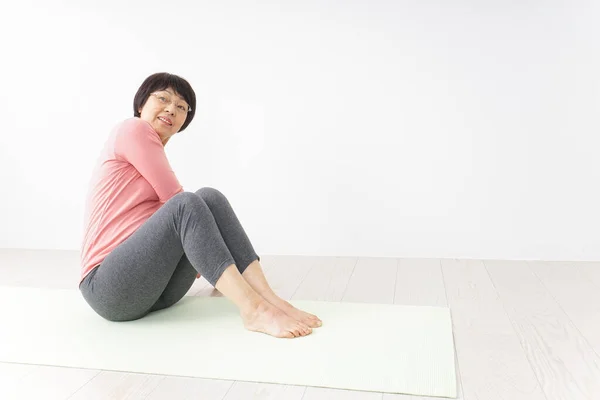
[239, 294, 270, 317]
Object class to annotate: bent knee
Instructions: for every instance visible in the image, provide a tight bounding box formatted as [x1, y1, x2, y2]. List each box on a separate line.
[173, 191, 200, 202]
[171, 191, 206, 209]
[195, 187, 228, 204]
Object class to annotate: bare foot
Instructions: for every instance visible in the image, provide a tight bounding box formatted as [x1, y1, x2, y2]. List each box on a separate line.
[241, 301, 313, 338]
[238, 261, 322, 328]
[267, 297, 322, 328]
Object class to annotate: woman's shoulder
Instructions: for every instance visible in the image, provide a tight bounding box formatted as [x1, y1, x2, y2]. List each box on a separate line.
[112, 118, 161, 148]
[113, 117, 157, 137]
[116, 117, 150, 131]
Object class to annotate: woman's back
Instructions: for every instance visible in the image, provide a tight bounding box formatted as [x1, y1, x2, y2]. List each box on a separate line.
[80, 117, 183, 283]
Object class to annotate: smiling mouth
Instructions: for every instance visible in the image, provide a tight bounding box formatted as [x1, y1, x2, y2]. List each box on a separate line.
[158, 117, 172, 126]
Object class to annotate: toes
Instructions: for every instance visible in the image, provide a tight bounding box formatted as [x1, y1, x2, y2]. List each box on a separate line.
[303, 313, 321, 327]
[303, 317, 321, 328]
[300, 324, 312, 335]
[287, 324, 311, 337]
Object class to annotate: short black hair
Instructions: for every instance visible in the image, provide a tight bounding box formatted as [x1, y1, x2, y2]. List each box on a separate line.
[133, 72, 196, 132]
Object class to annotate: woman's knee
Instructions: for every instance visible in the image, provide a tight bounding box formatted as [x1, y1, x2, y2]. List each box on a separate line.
[171, 191, 207, 210]
[195, 187, 227, 205]
[173, 191, 201, 203]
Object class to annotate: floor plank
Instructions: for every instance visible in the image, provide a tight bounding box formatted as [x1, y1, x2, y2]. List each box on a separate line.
[394, 258, 447, 307]
[0, 362, 41, 387]
[341, 257, 397, 304]
[441, 259, 546, 400]
[528, 261, 600, 364]
[302, 387, 382, 400]
[291, 256, 356, 302]
[144, 375, 233, 400]
[579, 262, 600, 290]
[68, 370, 164, 400]
[0, 364, 99, 400]
[486, 259, 600, 400]
[260, 255, 315, 300]
[222, 381, 306, 399]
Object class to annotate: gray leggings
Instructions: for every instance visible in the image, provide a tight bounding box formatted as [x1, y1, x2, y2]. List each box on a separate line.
[79, 187, 260, 322]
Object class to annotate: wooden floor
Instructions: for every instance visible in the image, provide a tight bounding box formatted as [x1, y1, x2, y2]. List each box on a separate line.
[1, 249, 600, 400]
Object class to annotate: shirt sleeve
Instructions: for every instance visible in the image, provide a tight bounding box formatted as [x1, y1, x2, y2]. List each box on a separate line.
[115, 118, 184, 203]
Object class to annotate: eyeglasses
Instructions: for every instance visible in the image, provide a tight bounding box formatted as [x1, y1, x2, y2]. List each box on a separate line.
[150, 92, 192, 113]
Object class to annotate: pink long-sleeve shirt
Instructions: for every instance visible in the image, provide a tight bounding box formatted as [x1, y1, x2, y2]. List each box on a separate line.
[80, 117, 184, 283]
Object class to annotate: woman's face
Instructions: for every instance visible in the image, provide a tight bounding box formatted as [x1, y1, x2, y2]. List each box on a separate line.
[138, 87, 190, 143]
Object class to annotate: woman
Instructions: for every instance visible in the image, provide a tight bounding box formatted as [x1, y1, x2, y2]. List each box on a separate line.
[79, 72, 321, 338]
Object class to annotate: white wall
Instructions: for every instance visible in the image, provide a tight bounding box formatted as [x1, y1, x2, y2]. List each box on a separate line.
[1, 0, 599, 261]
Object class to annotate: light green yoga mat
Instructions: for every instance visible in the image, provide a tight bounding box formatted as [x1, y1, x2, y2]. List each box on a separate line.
[0, 286, 457, 398]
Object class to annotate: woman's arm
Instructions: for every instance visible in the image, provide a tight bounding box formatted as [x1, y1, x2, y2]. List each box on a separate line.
[115, 119, 183, 203]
